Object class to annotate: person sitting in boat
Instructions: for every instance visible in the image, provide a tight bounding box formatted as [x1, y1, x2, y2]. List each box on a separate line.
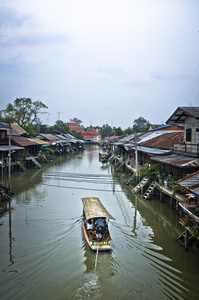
[87, 219, 94, 230]
[95, 218, 107, 233]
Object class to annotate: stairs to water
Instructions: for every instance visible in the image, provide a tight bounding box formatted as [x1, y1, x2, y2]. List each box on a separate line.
[131, 177, 149, 194]
[143, 181, 157, 199]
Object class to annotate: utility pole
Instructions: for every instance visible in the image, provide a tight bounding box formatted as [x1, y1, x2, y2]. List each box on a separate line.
[8, 122, 11, 191]
[134, 130, 138, 177]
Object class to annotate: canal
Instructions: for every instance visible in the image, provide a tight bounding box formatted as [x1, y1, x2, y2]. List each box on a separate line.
[0, 145, 199, 300]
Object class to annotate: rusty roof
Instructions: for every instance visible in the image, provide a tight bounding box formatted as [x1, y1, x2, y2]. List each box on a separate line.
[150, 154, 199, 168]
[176, 170, 199, 195]
[139, 132, 184, 150]
[11, 136, 38, 147]
[27, 138, 49, 145]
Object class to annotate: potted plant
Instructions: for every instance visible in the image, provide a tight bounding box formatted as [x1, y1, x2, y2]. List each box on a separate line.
[179, 215, 193, 227]
[190, 225, 199, 238]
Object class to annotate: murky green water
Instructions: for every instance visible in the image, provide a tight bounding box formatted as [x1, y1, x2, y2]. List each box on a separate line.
[0, 145, 199, 300]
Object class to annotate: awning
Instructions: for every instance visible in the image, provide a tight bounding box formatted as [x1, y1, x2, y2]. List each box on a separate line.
[0, 145, 24, 152]
[124, 145, 171, 155]
[82, 197, 115, 220]
[176, 170, 199, 195]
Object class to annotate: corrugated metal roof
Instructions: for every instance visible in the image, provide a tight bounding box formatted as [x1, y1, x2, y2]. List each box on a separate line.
[166, 107, 199, 124]
[11, 123, 28, 135]
[37, 134, 59, 141]
[176, 170, 199, 195]
[11, 136, 38, 147]
[151, 154, 199, 168]
[116, 134, 135, 143]
[27, 138, 49, 145]
[139, 132, 184, 149]
[0, 123, 9, 129]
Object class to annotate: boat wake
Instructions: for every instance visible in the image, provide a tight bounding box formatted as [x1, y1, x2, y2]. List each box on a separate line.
[73, 272, 102, 300]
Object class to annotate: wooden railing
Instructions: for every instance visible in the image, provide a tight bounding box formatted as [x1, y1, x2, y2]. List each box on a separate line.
[173, 143, 199, 156]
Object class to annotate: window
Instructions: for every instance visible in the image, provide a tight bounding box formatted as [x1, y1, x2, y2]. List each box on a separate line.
[196, 128, 199, 144]
[186, 128, 192, 142]
[1, 131, 5, 139]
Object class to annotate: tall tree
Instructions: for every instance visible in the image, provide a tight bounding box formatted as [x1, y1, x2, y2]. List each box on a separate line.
[0, 98, 48, 126]
[69, 117, 82, 125]
[114, 127, 123, 136]
[101, 124, 113, 138]
[49, 120, 69, 133]
[124, 127, 134, 135]
[133, 117, 150, 133]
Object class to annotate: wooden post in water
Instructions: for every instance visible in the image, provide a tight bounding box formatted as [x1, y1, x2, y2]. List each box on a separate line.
[185, 229, 189, 250]
[160, 190, 163, 202]
[170, 196, 173, 209]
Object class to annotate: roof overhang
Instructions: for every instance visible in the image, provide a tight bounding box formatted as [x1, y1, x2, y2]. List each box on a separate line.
[0, 145, 24, 151]
[166, 107, 199, 124]
[176, 170, 199, 195]
[151, 154, 199, 168]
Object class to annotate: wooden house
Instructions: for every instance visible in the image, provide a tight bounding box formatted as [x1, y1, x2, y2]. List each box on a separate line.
[166, 107, 199, 156]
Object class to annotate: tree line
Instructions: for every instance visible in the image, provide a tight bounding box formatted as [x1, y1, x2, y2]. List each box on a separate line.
[0, 97, 151, 138]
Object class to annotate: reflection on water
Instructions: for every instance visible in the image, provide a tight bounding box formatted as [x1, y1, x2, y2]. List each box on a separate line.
[0, 146, 199, 300]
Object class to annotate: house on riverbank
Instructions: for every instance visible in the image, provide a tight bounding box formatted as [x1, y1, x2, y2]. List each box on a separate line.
[0, 123, 84, 176]
[108, 107, 199, 249]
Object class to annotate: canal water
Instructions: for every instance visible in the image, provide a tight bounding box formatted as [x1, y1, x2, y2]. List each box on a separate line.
[0, 145, 199, 300]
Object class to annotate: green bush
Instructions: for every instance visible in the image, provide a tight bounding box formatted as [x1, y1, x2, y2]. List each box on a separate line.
[140, 163, 163, 179]
[172, 183, 189, 194]
[43, 147, 55, 155]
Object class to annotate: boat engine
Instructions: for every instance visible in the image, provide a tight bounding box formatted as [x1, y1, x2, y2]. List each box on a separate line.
[96, 226, 104, 240]
[96, 233, 103, 240]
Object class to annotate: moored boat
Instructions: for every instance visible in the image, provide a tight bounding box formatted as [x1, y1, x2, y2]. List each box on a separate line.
[82, 197, 115, 251]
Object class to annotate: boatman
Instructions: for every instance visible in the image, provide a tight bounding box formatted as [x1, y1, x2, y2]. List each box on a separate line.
[95, 218, 108, 233]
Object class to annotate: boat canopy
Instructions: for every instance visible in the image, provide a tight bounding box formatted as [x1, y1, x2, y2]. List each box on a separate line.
[82, 197, 115, 220]
[185, 193, 198, 199]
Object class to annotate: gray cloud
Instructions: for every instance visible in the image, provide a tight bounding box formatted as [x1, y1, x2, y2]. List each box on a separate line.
[0, 32, 71, 47]
[0, 0, 199, 129]
[0, 7, 29, 28]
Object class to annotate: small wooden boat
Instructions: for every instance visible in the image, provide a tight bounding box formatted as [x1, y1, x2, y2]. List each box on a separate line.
[82, 197, 115, 251]
[99, 151, 110, 160]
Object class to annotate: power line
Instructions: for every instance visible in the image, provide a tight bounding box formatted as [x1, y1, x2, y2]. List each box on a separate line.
[41, 183, 123, 192]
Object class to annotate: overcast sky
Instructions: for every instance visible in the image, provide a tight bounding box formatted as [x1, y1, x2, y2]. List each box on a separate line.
[0, 0, 199, 129]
